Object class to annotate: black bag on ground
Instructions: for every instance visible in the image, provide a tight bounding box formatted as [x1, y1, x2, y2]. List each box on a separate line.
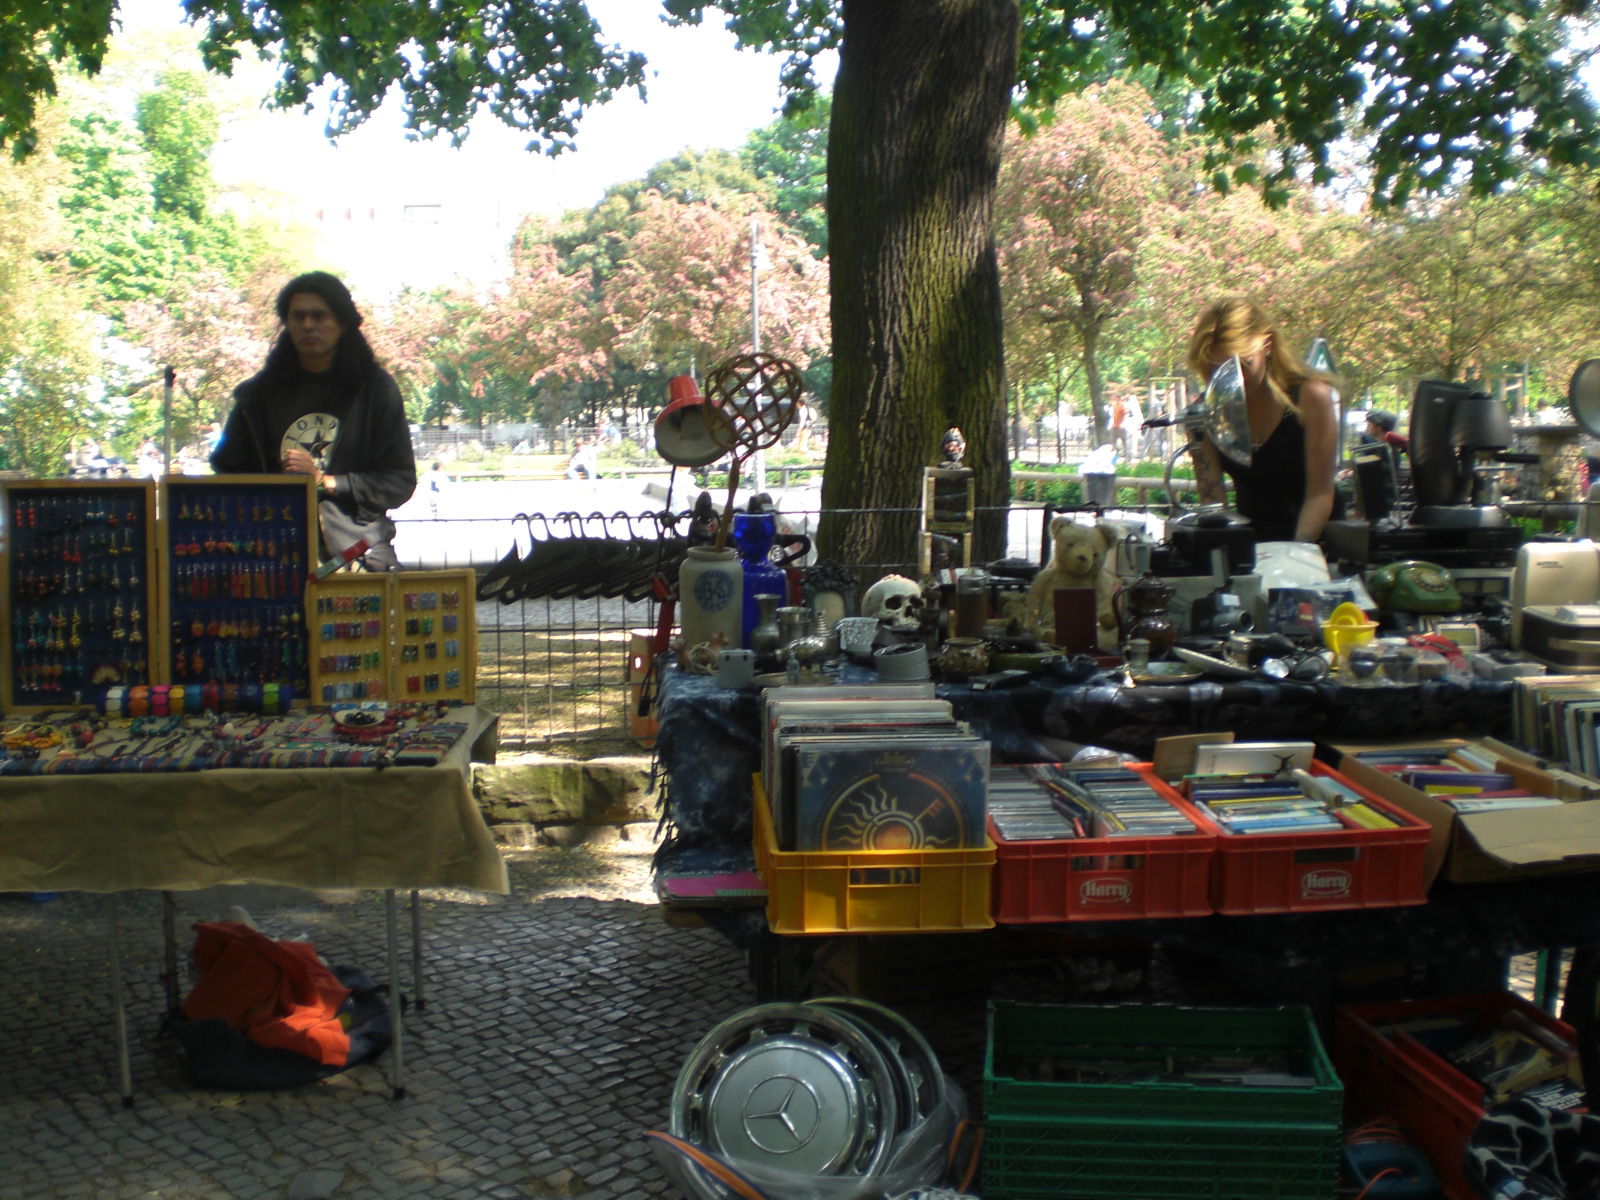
[171, 965, 393, 1090]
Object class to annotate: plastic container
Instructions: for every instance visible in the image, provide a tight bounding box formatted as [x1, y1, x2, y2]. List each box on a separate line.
[989, 765, 1218, 922]
[983, 1000, 1343, 1199]
[752, 779, 995, 935]
[1334, 992, 1582, 1200]
[1201, 761, 1431, 914]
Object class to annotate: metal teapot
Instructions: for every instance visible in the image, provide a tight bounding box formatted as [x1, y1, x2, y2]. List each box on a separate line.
[1115, 572, 1177, 659]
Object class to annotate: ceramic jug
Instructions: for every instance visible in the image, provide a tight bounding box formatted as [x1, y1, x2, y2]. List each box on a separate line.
[678, 546, 743, 652]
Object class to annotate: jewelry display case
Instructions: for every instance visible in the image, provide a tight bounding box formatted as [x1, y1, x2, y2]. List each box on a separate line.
[1, 480, 159, 712]
[307, 568, 476, 706]
[159, 475, 318, 702]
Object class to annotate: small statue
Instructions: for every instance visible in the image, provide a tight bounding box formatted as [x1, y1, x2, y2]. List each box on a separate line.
[941, 427, 967, 466]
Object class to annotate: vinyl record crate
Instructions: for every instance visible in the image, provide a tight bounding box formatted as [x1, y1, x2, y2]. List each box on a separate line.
[753, 778, 995, 934]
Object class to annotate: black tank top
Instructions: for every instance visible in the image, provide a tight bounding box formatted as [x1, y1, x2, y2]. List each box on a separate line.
[1216, 402, 1343, 542]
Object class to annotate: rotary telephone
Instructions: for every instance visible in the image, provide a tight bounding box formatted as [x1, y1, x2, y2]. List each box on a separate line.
[1367, 560, 1462, 614]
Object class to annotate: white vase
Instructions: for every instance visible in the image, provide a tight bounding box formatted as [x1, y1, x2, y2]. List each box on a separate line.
[678, 546, 744, 650]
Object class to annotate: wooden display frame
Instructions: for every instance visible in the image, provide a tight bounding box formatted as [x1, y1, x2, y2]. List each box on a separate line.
[307, 573, 394, 704]
[1, 479, 159, 712]
[922, 465, 976, 531]
[921, 466, 975, 575]
[307, 568, 476, 706]
[158, 475, 318, 704]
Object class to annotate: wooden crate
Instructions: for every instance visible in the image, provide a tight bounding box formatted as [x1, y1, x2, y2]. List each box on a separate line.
[626, 629, 659, 747]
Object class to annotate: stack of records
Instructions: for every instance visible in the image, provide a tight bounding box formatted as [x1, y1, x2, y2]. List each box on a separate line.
[988, 763, 1197, 841]
[762, 684, 990, 851]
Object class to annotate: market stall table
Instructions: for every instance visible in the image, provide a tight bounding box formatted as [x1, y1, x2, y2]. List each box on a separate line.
[652, 662, 1516, 859]
[650, 664, 1598, 1015]
[0, 705, 508, 1102]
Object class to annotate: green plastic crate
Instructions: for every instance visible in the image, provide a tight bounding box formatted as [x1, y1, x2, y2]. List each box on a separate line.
[982, 1001, 1342, 1199]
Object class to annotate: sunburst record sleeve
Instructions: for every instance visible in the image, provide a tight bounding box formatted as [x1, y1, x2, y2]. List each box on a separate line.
[789, 736, 990, 851]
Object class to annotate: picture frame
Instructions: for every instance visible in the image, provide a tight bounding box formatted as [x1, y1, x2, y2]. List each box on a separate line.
[803, 561, 858, 629]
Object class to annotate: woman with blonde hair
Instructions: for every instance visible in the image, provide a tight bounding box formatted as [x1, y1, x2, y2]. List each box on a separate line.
[1185, 296, 1344, 543]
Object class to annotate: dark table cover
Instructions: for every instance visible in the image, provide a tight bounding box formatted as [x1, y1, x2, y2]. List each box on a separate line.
[653, 663, 1515, 855]
[653, 664, 1596, 1002]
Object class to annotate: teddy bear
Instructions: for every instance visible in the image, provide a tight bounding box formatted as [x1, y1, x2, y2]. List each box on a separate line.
[1024, 516, 1121, 650]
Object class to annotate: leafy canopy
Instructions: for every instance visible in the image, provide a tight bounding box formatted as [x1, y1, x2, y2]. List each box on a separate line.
[5, 1, 1596, 207]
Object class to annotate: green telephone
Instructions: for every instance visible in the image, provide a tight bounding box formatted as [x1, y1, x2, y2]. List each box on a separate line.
[1367, 560, 1462, 614]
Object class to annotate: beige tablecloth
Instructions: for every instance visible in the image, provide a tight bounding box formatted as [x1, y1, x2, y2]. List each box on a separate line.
[0, 709, 508, 895]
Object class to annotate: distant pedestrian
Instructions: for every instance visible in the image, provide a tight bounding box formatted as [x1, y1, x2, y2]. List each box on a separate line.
[137, 439, 163, 480]
[566, 438, 599, 480]
[427, 460, 449, 517]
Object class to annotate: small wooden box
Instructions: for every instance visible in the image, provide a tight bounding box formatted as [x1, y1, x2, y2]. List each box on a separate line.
[627, 629, 658, 748]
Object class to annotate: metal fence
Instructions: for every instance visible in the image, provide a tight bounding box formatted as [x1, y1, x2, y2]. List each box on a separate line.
[401, 502, 1068, 752]
[401, 451, 1591, 753]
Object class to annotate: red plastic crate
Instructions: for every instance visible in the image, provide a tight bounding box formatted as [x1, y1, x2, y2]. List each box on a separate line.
[1200, 761, 1431, 914]
[1334, 992, 1582, 1200]
[990, 765, 1219, 922]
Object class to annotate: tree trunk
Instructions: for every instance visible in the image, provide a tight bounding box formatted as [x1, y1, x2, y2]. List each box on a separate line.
[817, 0, 1019, 577]
[1084, 328, 1107, 447]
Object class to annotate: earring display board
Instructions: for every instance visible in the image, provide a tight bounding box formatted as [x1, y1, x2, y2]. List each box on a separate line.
[307, 573, 391, 703]
[395, 569, 476, 704]
[159, 475, 317, 702]
[1, 480, 159, 712]
[307, 568, 476, 706]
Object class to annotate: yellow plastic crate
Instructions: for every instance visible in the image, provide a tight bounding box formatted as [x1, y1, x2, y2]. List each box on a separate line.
[753, 778, 995, 935]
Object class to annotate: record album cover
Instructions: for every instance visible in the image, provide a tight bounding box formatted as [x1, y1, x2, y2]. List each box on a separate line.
[789, 736, 990, 851]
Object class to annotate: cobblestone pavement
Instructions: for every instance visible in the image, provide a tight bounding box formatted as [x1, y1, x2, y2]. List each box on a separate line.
[0, 843, 1557, 1200]
[0, 847, 751, 1200]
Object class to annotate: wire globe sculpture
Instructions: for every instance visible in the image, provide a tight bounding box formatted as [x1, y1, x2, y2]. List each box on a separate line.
[701, 353, 805, 548]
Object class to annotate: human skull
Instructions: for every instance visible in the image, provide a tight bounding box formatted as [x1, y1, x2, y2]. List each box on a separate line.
[862, 574, 923, 629]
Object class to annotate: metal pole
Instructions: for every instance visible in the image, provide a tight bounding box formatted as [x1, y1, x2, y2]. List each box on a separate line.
[161, 366, 175, 476]
[749, 216, 761, 355]
[750, 218, 767, 493]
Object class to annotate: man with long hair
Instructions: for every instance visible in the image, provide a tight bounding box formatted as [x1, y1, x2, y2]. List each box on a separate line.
[212, 272, 416, 570]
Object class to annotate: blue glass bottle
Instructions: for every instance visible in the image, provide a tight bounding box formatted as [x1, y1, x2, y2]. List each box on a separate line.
[732, 512, 787, 649]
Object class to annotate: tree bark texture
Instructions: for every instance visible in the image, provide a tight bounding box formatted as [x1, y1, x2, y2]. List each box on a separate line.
[818, 0, 1019, 577]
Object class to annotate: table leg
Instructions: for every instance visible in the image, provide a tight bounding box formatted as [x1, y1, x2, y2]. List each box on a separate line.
[160, 891, 180, 1015]
[410, 889, 425, 1012]
[1562, 944, 1599, 1109]
[106, 896, 133, 1108]
[1534, 947, 1566, 1014]
[385, 889, 406, 1100]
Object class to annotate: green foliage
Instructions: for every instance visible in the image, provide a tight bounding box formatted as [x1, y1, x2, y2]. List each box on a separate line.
[135, 69, 218, 225]
[741, 93, 830, 256]
[190, 0, 648, 156]
[1019, 0, 1600, 209]
[55, 108, 183, 311]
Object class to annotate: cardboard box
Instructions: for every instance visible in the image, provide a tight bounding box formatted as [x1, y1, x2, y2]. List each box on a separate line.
[1327, 735, 1600, 884]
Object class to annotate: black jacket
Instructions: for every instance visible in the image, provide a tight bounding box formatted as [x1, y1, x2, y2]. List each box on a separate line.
[211, 364, 417, 523]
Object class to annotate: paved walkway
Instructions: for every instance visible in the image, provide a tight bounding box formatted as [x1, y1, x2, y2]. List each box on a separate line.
[1, 845, 1556, 1200]
[1, 848, 750, 1200]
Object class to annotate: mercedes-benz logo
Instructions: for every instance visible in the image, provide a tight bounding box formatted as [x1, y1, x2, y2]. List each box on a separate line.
[741, 1075, 820, 1153]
